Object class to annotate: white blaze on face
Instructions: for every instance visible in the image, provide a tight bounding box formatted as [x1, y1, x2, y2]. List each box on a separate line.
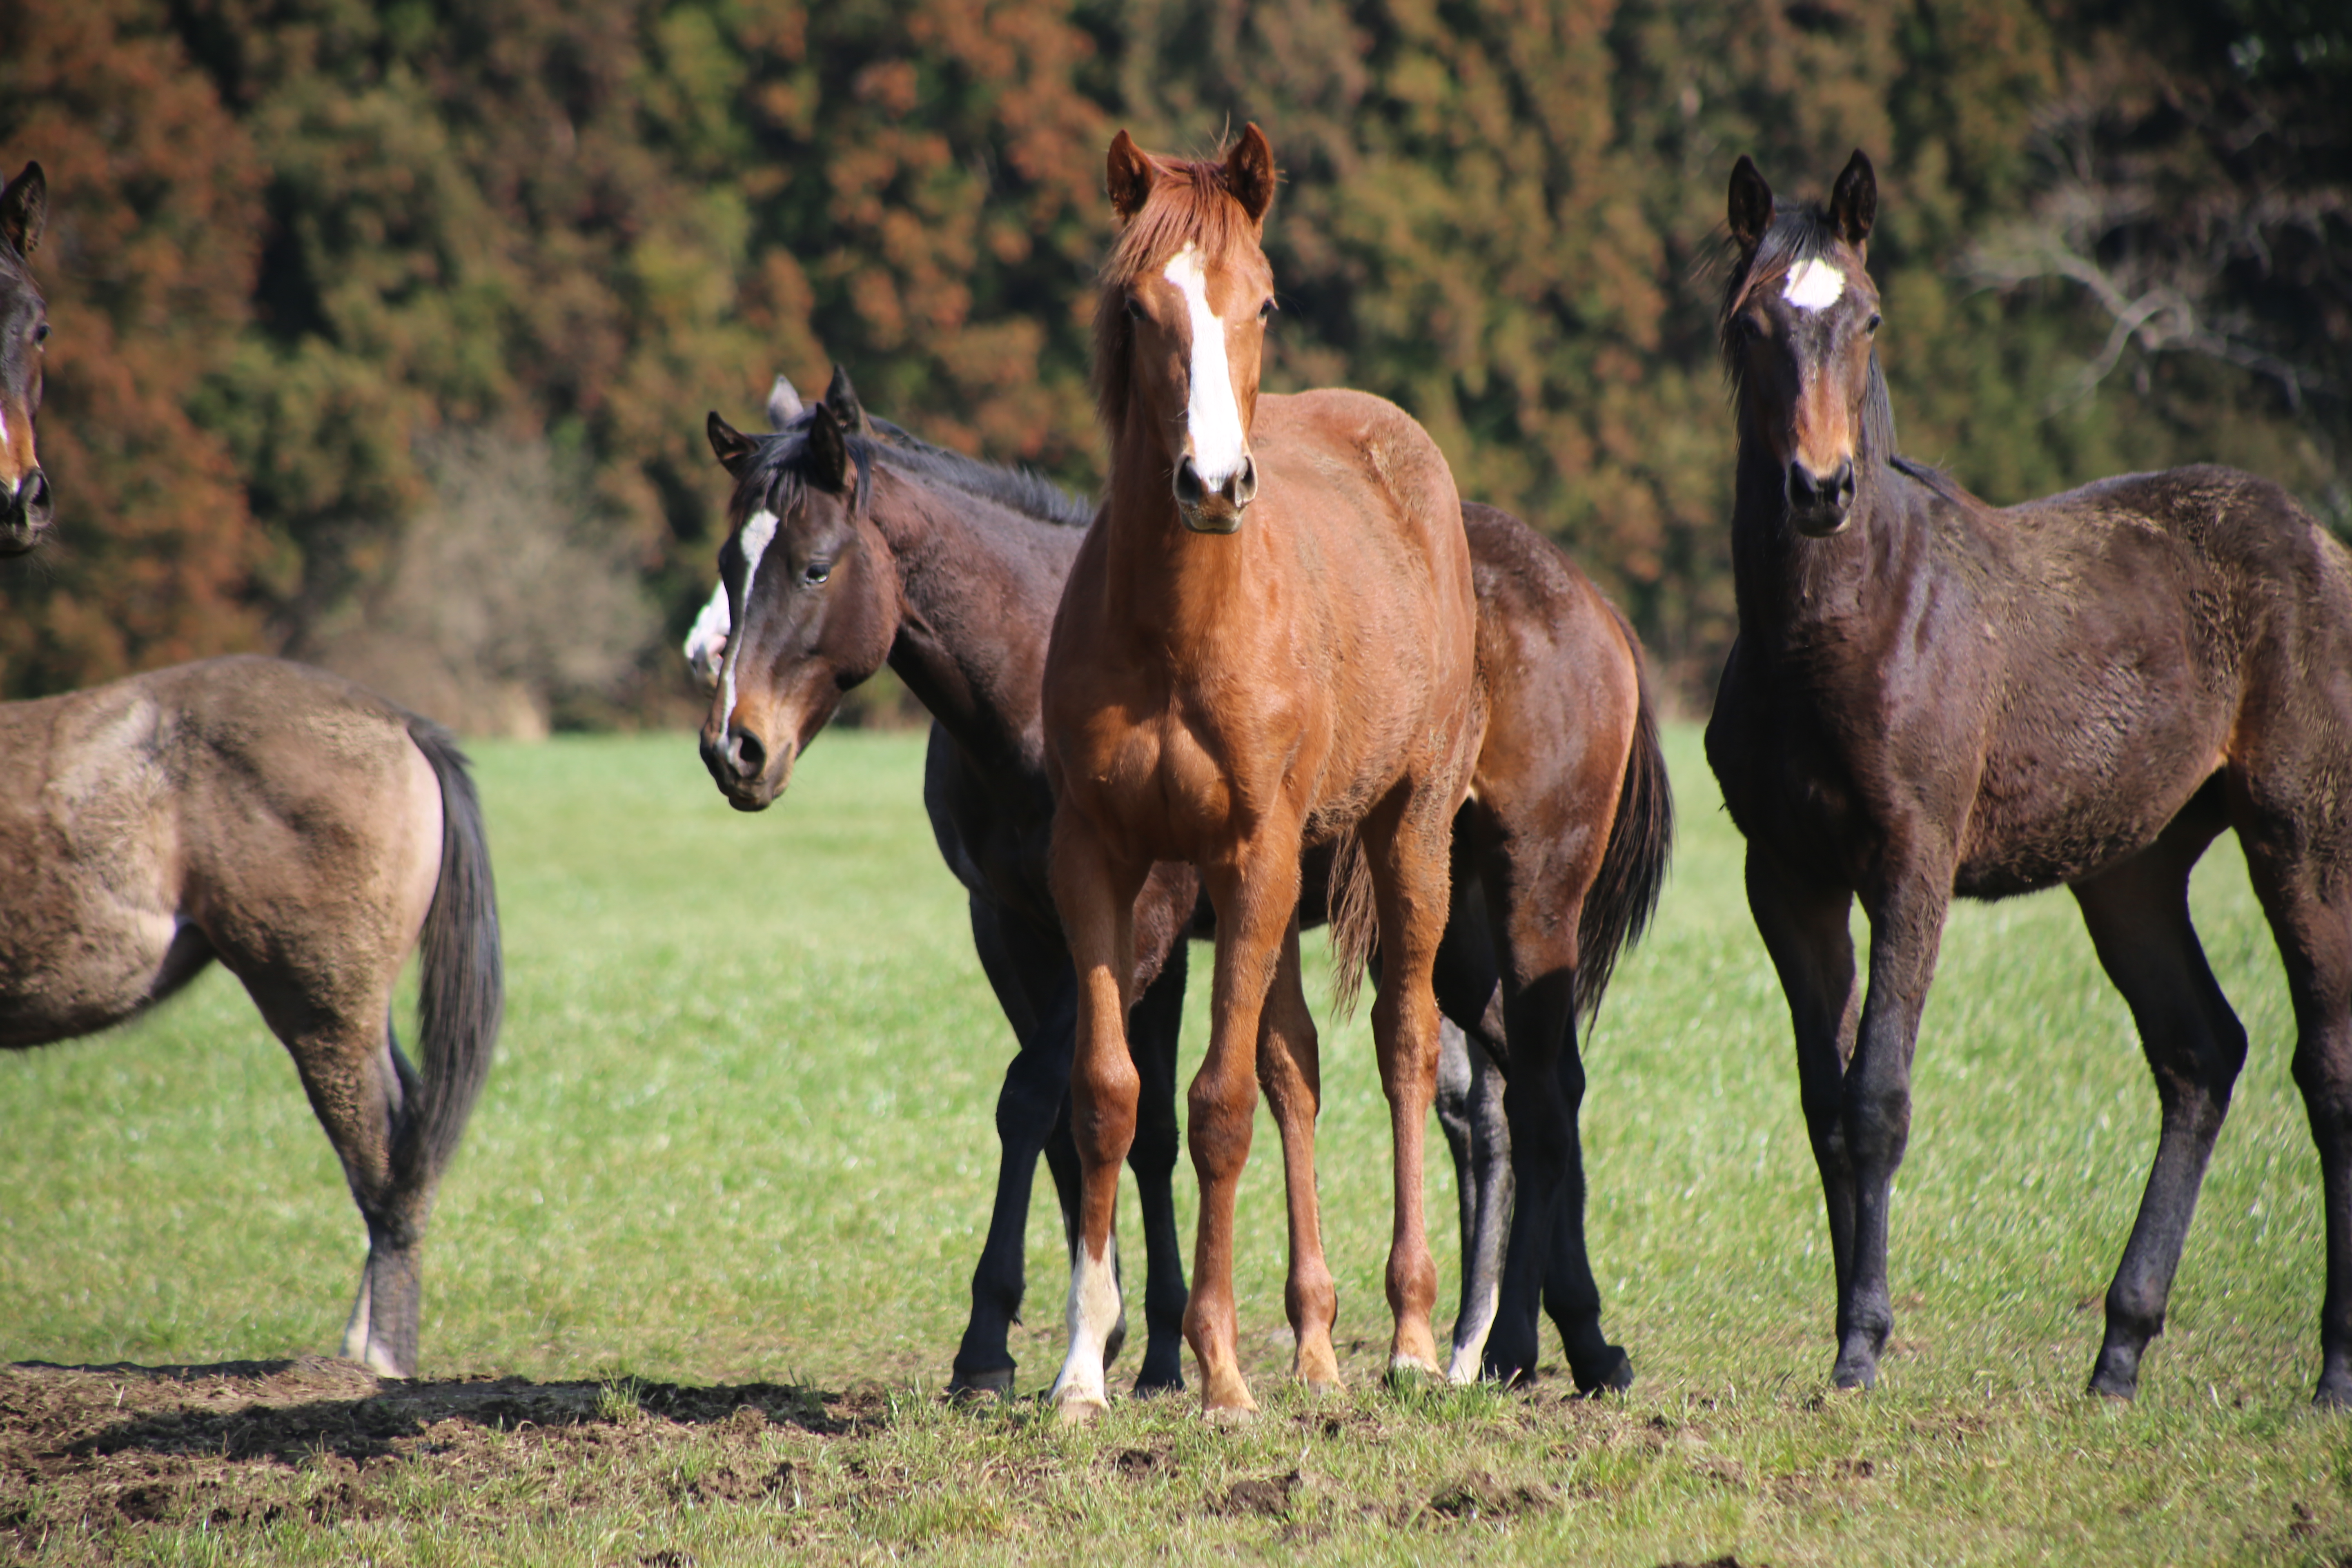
[683, 581, 732, 688]
[717, 508, 779, 719]
[1781, 257, 1846, 312]
[1162, 242, 1247, 489]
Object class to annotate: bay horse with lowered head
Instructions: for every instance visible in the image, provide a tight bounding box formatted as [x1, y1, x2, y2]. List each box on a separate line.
[1043, 126, 1483, 1418]
[0, 161, 52, 554]
[1707, 149, 2352, 1405]
[693, 368, 1669, 1397]
[1, 657, 501, 1376]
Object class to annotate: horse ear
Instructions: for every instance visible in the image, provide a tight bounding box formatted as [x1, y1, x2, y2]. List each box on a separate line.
[707, 411, 757, 475]
[766, 374, 804, 432]
[1225, 124, 1276, 226]
[1829, 149, 1877, 247]
[806, 403, 851, 492]
[0, 163, 46, 259]
[1727, 156, 1773, 251]
[1107, 130, 1157, 222]
[824, 364, 873, 436]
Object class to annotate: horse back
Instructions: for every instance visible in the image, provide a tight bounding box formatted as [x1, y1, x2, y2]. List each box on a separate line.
[0, 657, 443, 1046]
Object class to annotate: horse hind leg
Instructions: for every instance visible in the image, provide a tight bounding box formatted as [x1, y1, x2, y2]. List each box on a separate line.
[2235, 782, 2352, 1407]
[2071, 789, 2243, 1400]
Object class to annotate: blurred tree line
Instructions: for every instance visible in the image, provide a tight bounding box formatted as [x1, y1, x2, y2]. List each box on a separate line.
[0, 0, 2344, 725]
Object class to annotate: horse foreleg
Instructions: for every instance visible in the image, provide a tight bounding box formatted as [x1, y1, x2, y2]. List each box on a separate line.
[2072, 809, 2243, 1401]
[1257, 916, 1341, 1388]
[1187, 845, 1299, 1417]
[952, 899, 1079, 1396]
[1125, 938, 1191, 1394]
[1744, 849, 1862, 1367]
[1362, 804, 1457, 1380]
[1835, 873, 1949, 1391]
[1045, 820, 1146, 1421]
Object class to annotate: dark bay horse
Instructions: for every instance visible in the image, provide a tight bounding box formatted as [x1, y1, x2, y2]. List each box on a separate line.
[1706, 150, 2352, 1405]
[1042, 126, 1485, 1418]
[1, 657, 502, 1376]
[695, 369, 1668, 1397]
[0, 161, 51, 554]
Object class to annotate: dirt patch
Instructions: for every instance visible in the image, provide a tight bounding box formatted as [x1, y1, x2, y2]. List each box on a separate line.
[0, 1356, 853, 1546]
[1426, 1470, 1557, 1521]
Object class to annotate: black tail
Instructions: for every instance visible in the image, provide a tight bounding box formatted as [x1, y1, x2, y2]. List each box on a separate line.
[395, 718, 503, 1189]
[1574, 611, 1673, 1025]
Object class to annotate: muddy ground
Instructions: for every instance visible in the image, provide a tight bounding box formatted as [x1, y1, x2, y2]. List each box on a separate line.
[0, 1356, 851, 1548]
[0, 1358, 1765, 1564]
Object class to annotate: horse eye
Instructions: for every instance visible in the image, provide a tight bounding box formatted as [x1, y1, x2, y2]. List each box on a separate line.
[1258, 298, 1277, 322]
[32, 322, 46, 343]
[802, 561, 831, 587]
[1124, 295, 1145, 322]
[1864, 313, 1881, 335]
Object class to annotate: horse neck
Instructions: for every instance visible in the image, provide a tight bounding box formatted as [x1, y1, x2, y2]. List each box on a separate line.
[864, 466, 1074, 761]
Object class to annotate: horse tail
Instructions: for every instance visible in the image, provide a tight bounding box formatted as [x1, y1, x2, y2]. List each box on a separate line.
[396, 717, 504, 1191]
[1574, 610, 1674, 1027]
[1326, 828, 1378, 1022]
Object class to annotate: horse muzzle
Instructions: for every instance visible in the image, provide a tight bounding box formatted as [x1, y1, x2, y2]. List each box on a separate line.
[0, 466, 51, 555]
[1174, 452, 1257, 535]
[699, 720, 795, 811]
[1785, 457, 1854, 537]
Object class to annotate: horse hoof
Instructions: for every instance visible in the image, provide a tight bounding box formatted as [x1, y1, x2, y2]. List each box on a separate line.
[1829, 1354, 1878, 1392]
[2086, 1345, 2140, 1401]
[1057, 1400, 1107, 1425]
[2315, 1372, 2352, 1410]
[948, 1365, 1016, 1401]
[1203, 1401, 1256, 1428]
[1384, 1357, 1441, 1393]
[1572, 1345, 1633, 1396]
[1132, 1370, 1186, 1398]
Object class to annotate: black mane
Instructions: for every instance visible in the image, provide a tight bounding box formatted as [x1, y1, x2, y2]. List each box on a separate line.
[729, 413, 1093, 532]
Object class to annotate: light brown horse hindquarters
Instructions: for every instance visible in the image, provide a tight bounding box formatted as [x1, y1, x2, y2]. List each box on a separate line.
[0, 657, 502, 1377]
[1045, 126, 1479, 1418]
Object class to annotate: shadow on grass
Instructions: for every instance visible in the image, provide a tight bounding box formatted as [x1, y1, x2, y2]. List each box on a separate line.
[9, 1354, 848, 1471]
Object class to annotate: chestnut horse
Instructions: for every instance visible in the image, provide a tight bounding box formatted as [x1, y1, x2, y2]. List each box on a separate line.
[695, 370, 1669, 1396]
[0, 161, 51, 554]
[0, 657, 502, 1376]
[1707, 151, 2352, 1405]
[1042, 127, 1482, 1418]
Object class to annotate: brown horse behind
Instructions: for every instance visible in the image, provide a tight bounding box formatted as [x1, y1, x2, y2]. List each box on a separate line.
[1042, 126, 1481, 1417]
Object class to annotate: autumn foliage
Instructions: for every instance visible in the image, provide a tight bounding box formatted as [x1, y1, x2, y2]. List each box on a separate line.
[0, 0, 2344, 717]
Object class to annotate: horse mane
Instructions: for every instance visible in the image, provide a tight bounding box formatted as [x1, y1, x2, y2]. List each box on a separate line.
[1093, 143, 1259, 435]
[729, 416, 1091, 533]
[1717, 200, 1934, 490]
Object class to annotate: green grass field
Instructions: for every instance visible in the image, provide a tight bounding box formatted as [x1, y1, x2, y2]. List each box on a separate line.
[3, 726, 2348, 1564]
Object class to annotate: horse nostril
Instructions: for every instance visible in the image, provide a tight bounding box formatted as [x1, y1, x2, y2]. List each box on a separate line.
[1172, 458, 1205, 507]
[1230, 454, 1258, 507]
[728, 727, 767, 780]
[22, 468, 48, 519]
